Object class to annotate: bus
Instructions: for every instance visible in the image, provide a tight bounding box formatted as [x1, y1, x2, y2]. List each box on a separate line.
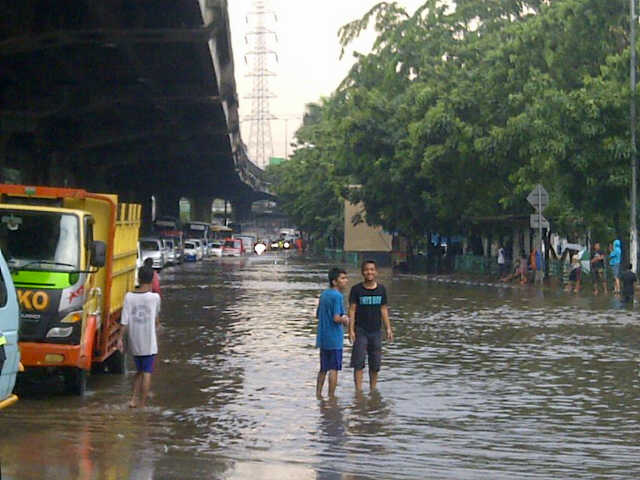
[183, 221, 210, 243]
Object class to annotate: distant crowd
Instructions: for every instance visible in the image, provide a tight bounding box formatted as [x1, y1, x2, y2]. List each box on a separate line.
[497, 239, 637, 301]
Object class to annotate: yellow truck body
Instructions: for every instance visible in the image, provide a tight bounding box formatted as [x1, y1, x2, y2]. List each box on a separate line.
[0, 184, 141, 394]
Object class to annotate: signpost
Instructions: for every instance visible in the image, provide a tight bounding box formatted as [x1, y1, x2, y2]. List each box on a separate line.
[528, 184, 549, 284]
[529, 214, 550, 229]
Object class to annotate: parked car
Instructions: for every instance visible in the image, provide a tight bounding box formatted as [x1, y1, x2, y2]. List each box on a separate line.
[183, 241, 198, 262]
[208, 241, 224, 257]
[222, 238, 244, 257]
[161, 238, 176, 265]
[0, 249, 21, 409]
[163, 235, 184, 264]
[135, 242, 143, 285]
[139, 237, 166, 269]
[187, 239, 204, 260]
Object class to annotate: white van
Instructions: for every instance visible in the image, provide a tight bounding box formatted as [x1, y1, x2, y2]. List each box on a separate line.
[0, 249, 21, 409]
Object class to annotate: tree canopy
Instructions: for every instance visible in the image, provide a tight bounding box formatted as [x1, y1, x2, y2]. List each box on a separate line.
[268, 0, 637, 248]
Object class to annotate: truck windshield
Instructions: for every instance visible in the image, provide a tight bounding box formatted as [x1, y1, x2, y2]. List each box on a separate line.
[0, 210, 80, 271]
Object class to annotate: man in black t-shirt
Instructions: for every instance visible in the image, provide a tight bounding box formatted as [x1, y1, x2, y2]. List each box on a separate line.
[348, 260, 393, 391]
[590, 242, 607, 295]
[620, 264, 637, 303]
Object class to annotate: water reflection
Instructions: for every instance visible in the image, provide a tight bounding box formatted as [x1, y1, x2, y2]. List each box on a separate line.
[3, 257, 640, 479]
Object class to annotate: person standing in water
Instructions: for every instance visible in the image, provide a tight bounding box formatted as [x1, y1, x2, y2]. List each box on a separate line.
[590, 242, 607, 295]
[315, 268, 349, 398]
[348, 260, 393, 392]
[143, 257, 162, 296]
[609, 240, 622, 295]
[118, 266, 161, 408]
[620, 264, 637, 304]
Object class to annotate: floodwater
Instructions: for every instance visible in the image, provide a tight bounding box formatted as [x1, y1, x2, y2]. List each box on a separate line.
[3, 255, 640, 479]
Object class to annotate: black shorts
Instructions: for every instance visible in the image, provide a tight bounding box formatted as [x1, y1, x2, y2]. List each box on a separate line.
[350, 328, 382, 372]
[569, 268, 581, 281]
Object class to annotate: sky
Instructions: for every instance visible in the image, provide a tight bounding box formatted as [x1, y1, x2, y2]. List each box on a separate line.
[228, 0, 427, 167]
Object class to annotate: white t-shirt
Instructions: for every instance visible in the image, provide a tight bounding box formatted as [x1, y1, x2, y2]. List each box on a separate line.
[498, 248, 505, 264]
[121, 291, 161, 356]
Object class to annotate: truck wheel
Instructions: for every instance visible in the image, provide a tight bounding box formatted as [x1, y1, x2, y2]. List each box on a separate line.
[105, 350, 127, 374]
[64, 368, 87, 396]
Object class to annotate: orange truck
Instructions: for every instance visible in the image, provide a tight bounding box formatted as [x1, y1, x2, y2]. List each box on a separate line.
[0, 184, 140, 394]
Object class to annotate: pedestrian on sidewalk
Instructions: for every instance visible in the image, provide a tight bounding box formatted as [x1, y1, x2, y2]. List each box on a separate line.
[620, 264, 637, 304]
[348, 260, 393, 392]
[118, 266, 161, 408]
[315, 267, 349, 398]
[590, 242, 607, 295]
[609, 240, 622, 294]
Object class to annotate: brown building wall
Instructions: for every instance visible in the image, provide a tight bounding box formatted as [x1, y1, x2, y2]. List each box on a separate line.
[344, 199, 392, 252]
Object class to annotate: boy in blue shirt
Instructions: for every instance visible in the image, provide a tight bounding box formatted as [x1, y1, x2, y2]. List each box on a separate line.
[316, 267, 349, 398]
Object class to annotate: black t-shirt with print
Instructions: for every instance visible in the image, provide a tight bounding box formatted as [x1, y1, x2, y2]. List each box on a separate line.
[591, 250, 605, 271]
[349, 282, 387, 333]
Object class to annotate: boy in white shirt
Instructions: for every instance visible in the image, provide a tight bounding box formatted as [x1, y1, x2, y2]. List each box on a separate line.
[118, 266, 161, 408]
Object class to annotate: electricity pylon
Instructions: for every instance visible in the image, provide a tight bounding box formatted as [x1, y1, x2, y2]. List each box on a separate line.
[244, 0, 278, 169]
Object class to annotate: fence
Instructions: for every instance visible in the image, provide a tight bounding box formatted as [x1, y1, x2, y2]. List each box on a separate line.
[323, 249, 615, 287]
[323, 249, 361, 267]
[453, 255, 614, 288]
[454, 254, 501, 276]
[322, 249, 395, 268]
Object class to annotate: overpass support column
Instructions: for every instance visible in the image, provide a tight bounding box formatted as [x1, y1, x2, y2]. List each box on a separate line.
[232, 199, 253, 222]
[155, 191, 181, 220]
[192, 196, 214, 223]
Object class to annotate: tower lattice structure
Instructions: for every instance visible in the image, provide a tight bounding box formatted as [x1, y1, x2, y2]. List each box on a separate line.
[244, 0, 278, 169]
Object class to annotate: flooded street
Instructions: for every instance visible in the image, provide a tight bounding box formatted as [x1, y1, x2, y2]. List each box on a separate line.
[3, 255, 640, 479]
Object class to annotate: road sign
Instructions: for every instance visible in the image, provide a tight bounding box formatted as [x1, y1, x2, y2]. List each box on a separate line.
[527, 184, 549, 211]
[530, 214, 550, 229]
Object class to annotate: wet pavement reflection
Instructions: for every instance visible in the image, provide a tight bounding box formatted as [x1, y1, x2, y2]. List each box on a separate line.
[3, 255, 640, 479]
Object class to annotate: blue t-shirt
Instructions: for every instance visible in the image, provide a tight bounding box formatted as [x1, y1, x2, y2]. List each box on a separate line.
[316, 289, 346, 350]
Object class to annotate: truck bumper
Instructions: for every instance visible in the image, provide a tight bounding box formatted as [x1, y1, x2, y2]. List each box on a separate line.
[18, 342, 90, 370]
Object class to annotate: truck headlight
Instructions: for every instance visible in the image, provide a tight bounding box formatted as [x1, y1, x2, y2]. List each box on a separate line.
[61, 311, 83, 323]
[46, 327, 74, 338]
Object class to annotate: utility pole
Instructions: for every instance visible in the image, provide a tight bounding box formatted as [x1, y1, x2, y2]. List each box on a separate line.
[244, 0, 278, 169]
[284, 118, 288, 159]
[631, 0, 638, 272]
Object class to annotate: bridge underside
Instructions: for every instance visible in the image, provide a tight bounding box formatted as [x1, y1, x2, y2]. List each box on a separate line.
[0, 0, 270, 219]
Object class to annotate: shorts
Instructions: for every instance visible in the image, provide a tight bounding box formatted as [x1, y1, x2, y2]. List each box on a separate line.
[592, 269, 604, 282]
[569, 268, 581, 281]
[319, 349, 342, 372]
[134, 354, 156, 373]
[350, 328, 382, 372]
[612, 264, 621, 278]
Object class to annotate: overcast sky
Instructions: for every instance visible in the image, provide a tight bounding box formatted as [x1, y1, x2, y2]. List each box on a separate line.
[228, 0, 426, 166]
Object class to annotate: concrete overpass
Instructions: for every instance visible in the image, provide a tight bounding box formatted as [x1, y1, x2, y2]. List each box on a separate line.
[0, 0, 271, 220]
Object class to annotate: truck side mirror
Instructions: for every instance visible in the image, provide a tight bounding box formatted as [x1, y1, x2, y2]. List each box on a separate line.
[90, 241, 106, 268]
